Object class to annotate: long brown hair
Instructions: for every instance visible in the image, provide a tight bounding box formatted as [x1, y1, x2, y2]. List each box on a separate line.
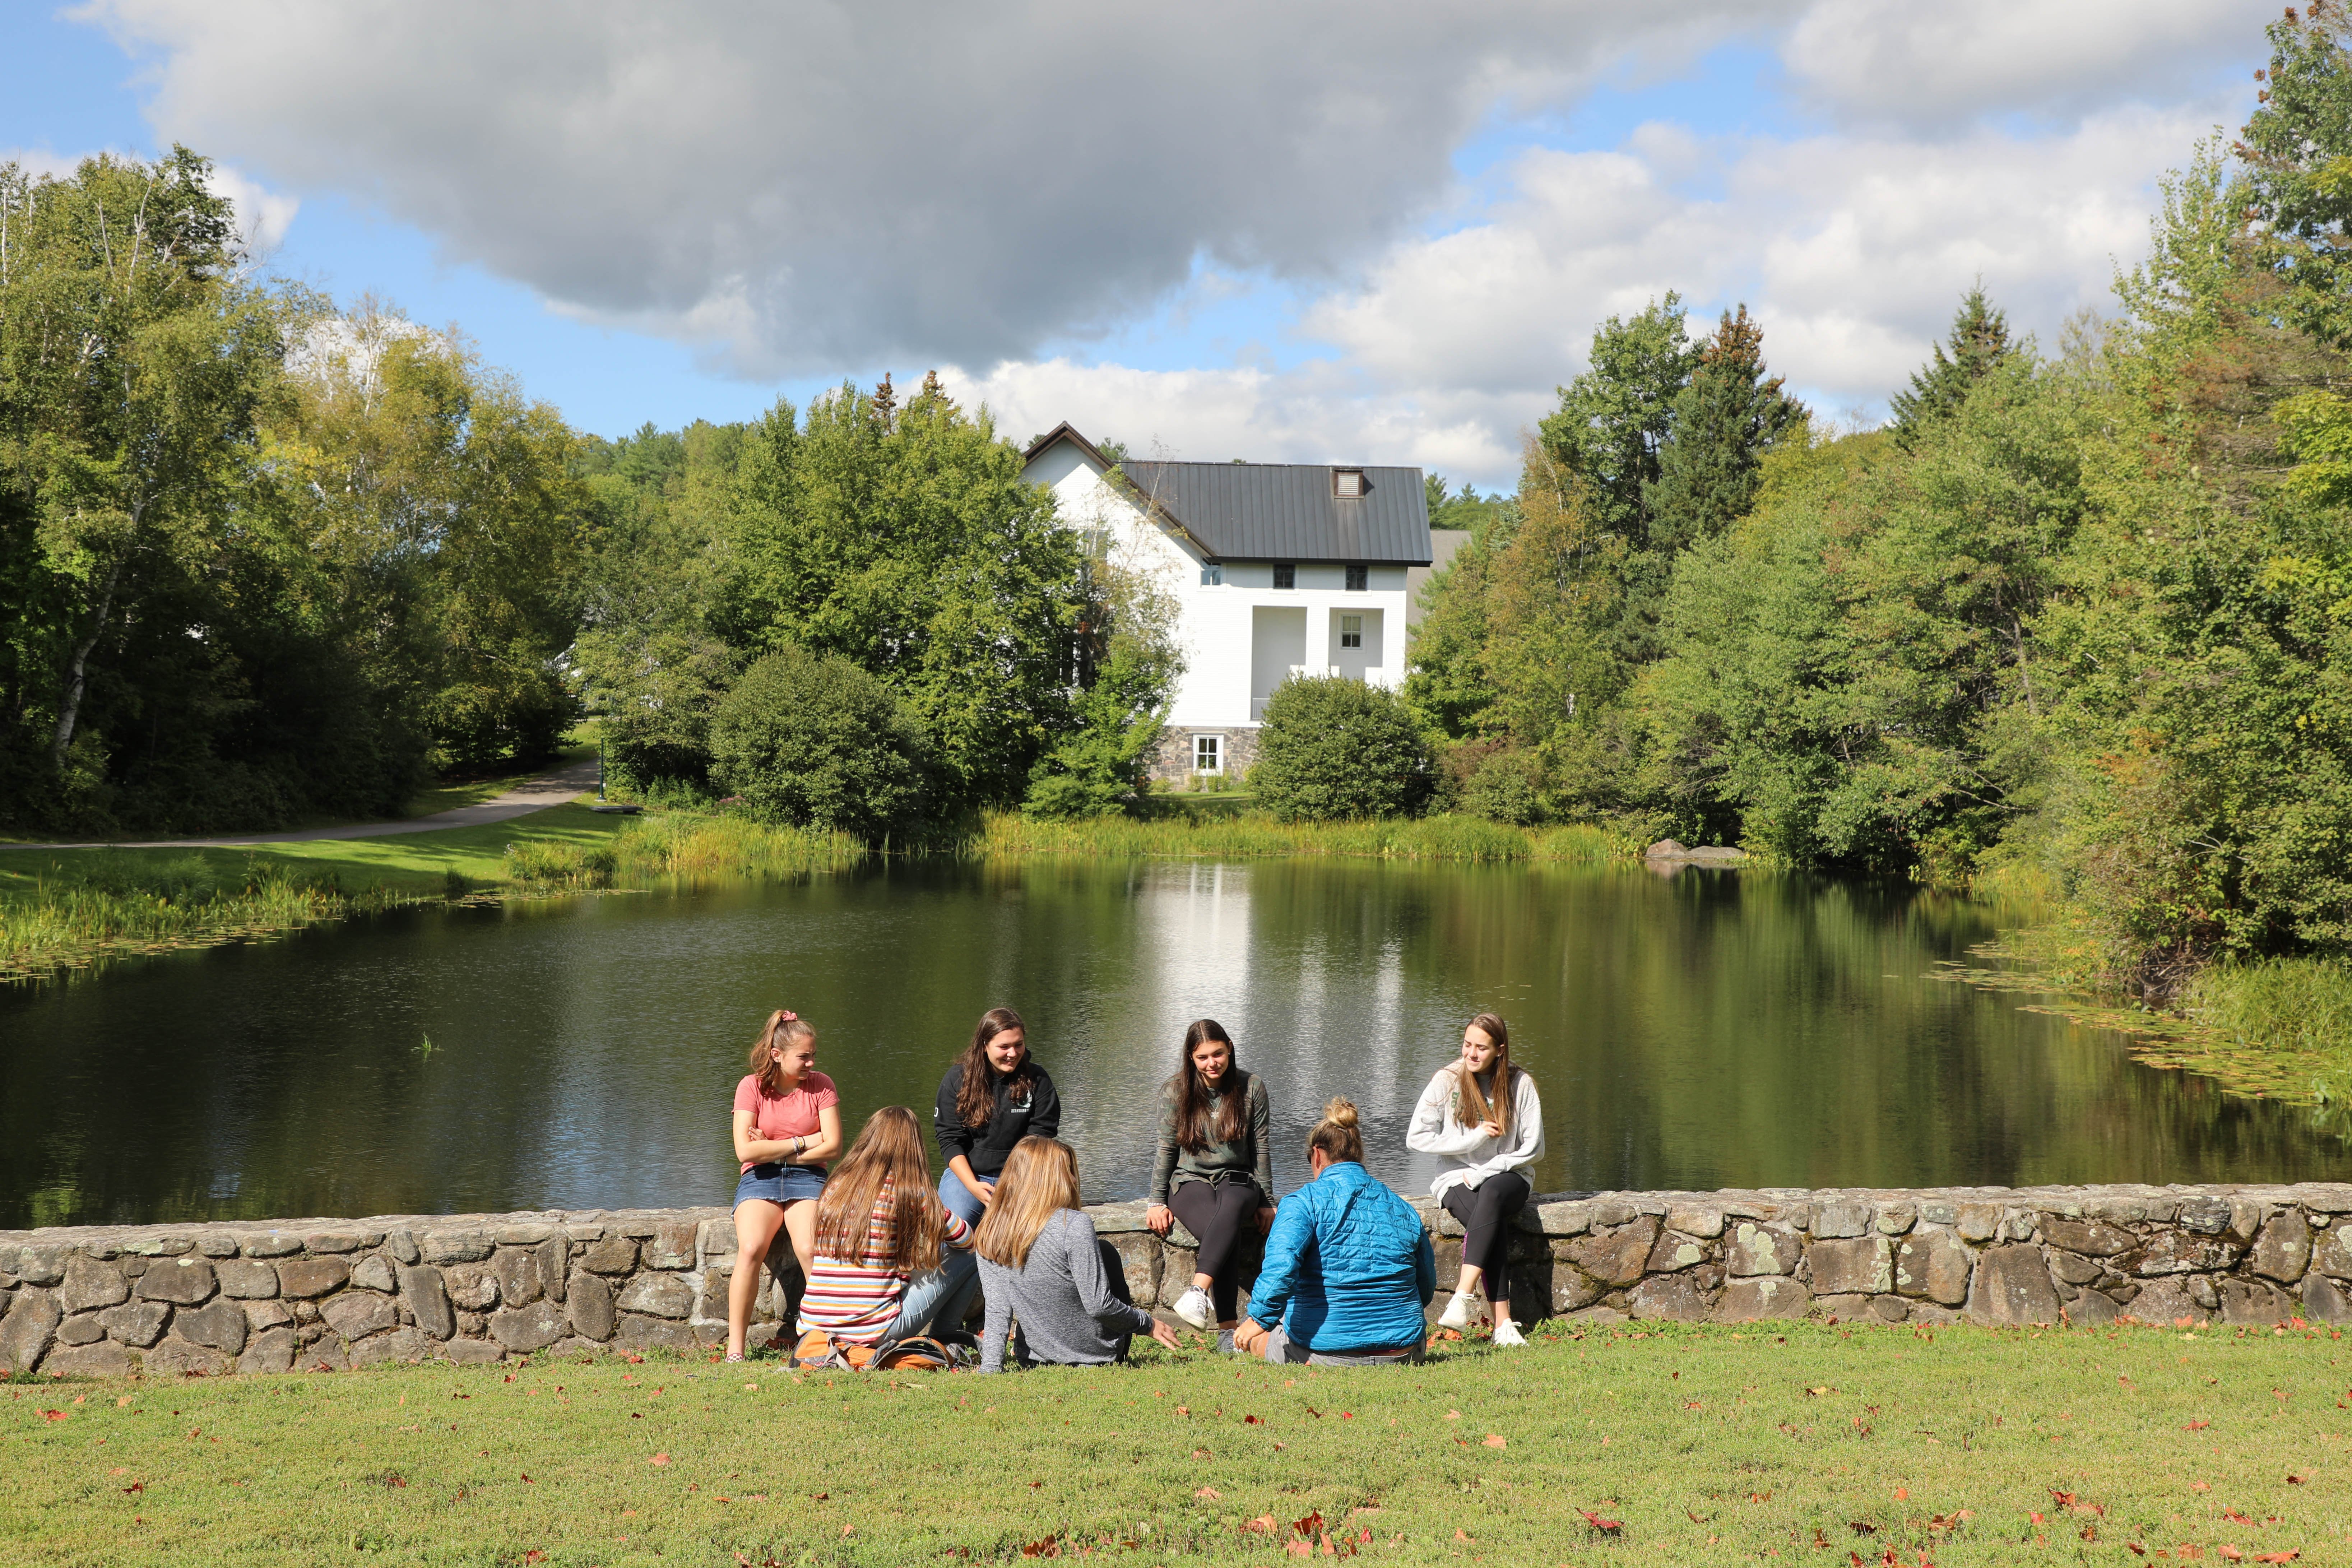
[1169, 1019, 1248, 1152]
[746, 1009, 817, 1097]
[1453, 1012, 1516, 1136]
[1307, 1097, 1364, 1165]
[812, 1107, 943, 1273]
[971, 1136, 1081, 1269]
[952, 1006, 1034, 1128]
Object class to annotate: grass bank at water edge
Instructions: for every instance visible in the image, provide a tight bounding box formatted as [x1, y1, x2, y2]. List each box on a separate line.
[976, 810, 1638, 863]
[4, 1319, 2341, 1566]
[0, 807, 862, 982]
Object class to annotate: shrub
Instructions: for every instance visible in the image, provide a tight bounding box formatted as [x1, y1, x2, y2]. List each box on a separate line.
[708, 647, 926, 836]
[1251, 676, 1435, 822]
[1459, 747, 1550, 826]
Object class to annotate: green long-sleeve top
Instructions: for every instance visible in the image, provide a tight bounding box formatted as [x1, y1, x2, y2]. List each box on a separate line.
[1148, 1070, 1274, 1206]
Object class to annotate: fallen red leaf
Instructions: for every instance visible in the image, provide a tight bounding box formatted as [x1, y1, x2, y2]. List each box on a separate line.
[1244, 1516, 1277, 1534]
[2224, 1509, 2254, 1526]
[1579, 1508, 1623, 1535]
[649, 1453, 670, 1466]
[2287, 1474, 2306, 1485]
[2188, 1420, 2213, 1431]
[2218, 1548, 2244, 1562]
[1196, 1486, 1220, 1500]
[2251, 1553, 2300, 1564]
[1453, 1529, 1474, 1543]
[1293, 1510, 1326, 1537]
[121, 1482, 143, 1494]
[39, 1410, 65, 1421]
[1483, 1434, 1507, 1448]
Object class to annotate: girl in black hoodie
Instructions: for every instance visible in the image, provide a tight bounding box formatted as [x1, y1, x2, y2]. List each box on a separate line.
[929, 1006, 1061, 1330]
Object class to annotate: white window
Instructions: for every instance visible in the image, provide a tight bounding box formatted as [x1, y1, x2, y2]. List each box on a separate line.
[1194, 734, 1222, 773]
[1273, 563, 1295, 589]
[1332, 469, 1366, 498]
[1200, 563, 1222, 586]
[1345, 563, 1368, 591]
[1340, 614, 1363, 650]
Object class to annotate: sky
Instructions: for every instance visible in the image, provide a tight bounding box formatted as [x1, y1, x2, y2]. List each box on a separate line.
[2, 0, 2274, 492]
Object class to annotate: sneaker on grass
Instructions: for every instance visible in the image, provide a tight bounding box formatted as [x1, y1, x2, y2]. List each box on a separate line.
[1172, 1286, 1214, 1331]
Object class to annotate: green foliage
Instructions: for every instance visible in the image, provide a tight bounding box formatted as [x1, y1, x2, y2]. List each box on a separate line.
[1889, 287, 2019, 447]
[2240, 0, 2352, 349]
[1250, 674, 1434, 822]
[1536, 293, 1698, 551]
[708, 646, 927, 836]
[1647, 305, 1808, 559]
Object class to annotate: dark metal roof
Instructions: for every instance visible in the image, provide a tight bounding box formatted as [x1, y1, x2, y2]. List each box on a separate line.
[1113, 459, 1432, 565]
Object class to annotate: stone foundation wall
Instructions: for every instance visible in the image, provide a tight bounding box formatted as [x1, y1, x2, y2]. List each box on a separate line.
[4, 1181, 2345, 1378]
[1145, 725, 1260, 786]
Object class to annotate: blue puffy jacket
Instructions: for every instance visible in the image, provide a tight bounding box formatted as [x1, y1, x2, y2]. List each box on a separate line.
[1248, 1161, 1435, 1352]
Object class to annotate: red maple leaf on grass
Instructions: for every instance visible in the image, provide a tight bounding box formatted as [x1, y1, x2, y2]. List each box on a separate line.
[1580, 1508, 1623, 1535]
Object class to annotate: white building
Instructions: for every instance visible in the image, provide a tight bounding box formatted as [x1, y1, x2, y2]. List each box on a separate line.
[1021, 423, 1434, 782]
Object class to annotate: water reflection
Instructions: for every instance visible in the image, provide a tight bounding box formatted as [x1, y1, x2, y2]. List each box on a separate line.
[1, 859, 2342, 1229]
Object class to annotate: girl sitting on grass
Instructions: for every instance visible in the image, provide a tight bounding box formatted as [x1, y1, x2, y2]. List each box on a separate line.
[973, 1136, 1182, 1373]
[1406, 1012, 1545, 1347]
[794, 1106, 974, 1354]
[1236, 1098, 1434, 1366]
[728, 1008, 842, 1362]
[931, 1006, 1062, 1331]
[1145, 1019, 1275, 1348]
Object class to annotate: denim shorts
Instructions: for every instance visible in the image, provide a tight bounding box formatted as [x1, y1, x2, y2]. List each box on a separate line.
[734, 1163, 826, 1207]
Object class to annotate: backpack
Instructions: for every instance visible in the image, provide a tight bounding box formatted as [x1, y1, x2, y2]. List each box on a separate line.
[793, 1327, 977, 1373]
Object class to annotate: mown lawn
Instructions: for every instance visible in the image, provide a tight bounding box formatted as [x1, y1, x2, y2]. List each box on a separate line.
[3, 1319, 2340, 1566]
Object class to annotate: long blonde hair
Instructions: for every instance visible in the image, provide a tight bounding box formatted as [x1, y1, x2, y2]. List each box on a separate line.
[812, 1107, 943, 1273]
[972, 1136, 1081, 1270]
[1453, 1012, 1515, 1137]
[747, 1009, 817, 1097]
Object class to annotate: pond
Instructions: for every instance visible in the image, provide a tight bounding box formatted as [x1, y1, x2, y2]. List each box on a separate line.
[3, 858, 2343, 1229]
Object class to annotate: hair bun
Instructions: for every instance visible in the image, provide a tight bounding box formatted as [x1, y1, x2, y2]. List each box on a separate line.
[1320, 1096, 1359, 1129]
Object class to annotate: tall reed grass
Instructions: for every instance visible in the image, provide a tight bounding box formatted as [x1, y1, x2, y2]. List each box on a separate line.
[500, 811, 866, 889]
[974, 810, 1640, 864]
[0, 858, 407, 982]
[2180, 956, 2352, 1101]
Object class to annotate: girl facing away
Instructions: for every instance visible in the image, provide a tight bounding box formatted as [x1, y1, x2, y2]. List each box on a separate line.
[794, 1106, 974, 1352]
[727, 1009, 844, 1362]
[930, 1006, 1062, 1332]
[971, 1136, 1182, 1373]
[1405, 1012, 1545, 1347]
[1145, 1019, 1274, 1345]
[1234, 1098, 1435, 1366]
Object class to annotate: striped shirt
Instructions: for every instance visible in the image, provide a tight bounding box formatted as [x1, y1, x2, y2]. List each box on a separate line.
[795, 1178, 971, 1342]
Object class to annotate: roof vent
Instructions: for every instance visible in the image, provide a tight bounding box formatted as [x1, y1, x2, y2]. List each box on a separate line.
[1332, 469, 1366, 498]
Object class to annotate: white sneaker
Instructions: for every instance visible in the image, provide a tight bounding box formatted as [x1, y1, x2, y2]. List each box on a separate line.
[1437, 1292, 1475, 1331]
[1492, 1319, 1527, 1348]
[1172, 1287, 1214, 1330]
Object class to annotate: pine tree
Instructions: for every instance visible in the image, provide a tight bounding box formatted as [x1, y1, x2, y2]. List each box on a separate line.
[1888, 287, 2015, 447]
[1646, 305, 1805, 557]
[869, 371, 897, 430]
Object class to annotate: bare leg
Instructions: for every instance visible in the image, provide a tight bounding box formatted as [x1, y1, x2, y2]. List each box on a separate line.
[729, 1200, 787, 1359]
[780, 1197, 818, 1274]
[1455, 1262, 1486, 1303]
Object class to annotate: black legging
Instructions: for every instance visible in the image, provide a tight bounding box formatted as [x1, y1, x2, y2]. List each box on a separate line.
[1441, 1172, 1532, 1300]
[1168, 1177, 1267, 1323]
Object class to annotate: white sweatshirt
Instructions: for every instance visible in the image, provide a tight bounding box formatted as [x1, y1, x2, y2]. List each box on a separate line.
[1406, 1066, 1545, 1197]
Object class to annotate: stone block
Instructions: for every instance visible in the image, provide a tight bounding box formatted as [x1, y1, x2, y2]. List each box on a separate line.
[616, 1274, 694, 1321]
[7, 1245, 68, 1285]
[276, 1257, 352, 1299]
[146, 1337, 233, 1377]
[646, 1223, 697, 1270]
[2316, 1221, 2352, 1281]
[437, 1339, 507, 1365]
[349, 1327, 432, 1367]
[2251, 1210, 2312, 1284]
[1870, 1295, 1908, 1322]
[535, 1237, 569, 1304]
[567, 1274, 617, 1342]
[1727, 1222, 1800, 1278]
[2124, 1277, 2209, 1327]
[216, 1260, 279, 1299]
[2049, 1251, 2103, 1286]
[198, 1233, 239, 1258]
[1965, 1244, 2060, 1327]
[56, 1313, 105, 1347]
[1534, 1201, 1592, 1236]
[322, 1292, 398, 1341]
[580, 1238, 638, 1274]
[60, 1256, 131, 1313]
[241, 1233, 302, 1257]
[1548, 1262, 1605, 1314]
[1561, 1217, 1660, 1287]
[97, 1301, 168, 1347]
[238, 1327, 297, 1375]
[1628, 1272, 1710, 1321]
[175, 1299, 248, 1356]
[300, 1339, 351, 1373]
[2229, 1198, 2264, 1240]
[1105, 1232, 1163, 1309]
[490, 1300, 566, 1352]
[1714, 1277, 1810, 1321]
[1810, 1237, 1893, 1297]
[2221, 1278, 2294, 1327]
[385, 1230, 420, 1266]
[2301, 1184, 2352, 1213]
[0, 1289, 63, 1374]
[1644, 1231, 1710, 1273]
[2177, 1197, 2231, 1235]
[1665, 1204, 1724, 1239]
[1956, 1204, 2000, 1242]
[2065, 1290, 2119, 1326]
[491, 1248, 543, 1307]
[400, 1267, 454, 1341]
[242, 1301, 293, 1333]
[1812, 1293, 1871, 1320]
[443, 1265, 498, 1311]
[495, 1223, 555, 1246]
[135, 1258, 216, 1305]
[305, 1233, 362, 1254]
[2040, 1218, 2134, 1257]
[419, 1230, 493, 1265]
[2304, 1272, 2352, 1324]
[1892, 1229, 1971, 1307]
[2133, 1234, 2242, 1277]
[1811, 1202, 1870, 1240]
[45, 1341, 133, 1377]
[1875, 1203, 1917, 1235]
[616, 1313, 699, 1354]
[350, 1255, 397, 1294]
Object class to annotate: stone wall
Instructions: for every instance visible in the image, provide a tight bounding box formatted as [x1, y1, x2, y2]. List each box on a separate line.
[4, 1181, 2346, 1378]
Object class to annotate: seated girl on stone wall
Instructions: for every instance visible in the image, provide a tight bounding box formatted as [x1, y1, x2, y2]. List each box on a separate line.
[1235, 1098, 1434, 1367]
[1145, 1019, 1276, 1351]
[792, 1106, 974, 1358]
[727, 1009, 841, 1363]
[972, 1136, 1182, 1372]
[1406, 1012, 1544, 1348]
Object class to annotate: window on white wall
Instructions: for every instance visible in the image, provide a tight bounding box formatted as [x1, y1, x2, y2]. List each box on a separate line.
[1345, 563, 1367, 591]
[1273, 563, 1295, 589]
[1200, 564, 1222, 586]
[1194, 734, 1222, 773]
[1340, 615, 1363, 650]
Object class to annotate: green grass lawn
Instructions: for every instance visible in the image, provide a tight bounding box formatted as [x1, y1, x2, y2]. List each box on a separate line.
[4, 1321, 2339, 1566]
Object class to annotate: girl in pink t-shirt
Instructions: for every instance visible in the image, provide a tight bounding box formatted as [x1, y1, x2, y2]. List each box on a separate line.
[727, 1009, 843, 1361]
